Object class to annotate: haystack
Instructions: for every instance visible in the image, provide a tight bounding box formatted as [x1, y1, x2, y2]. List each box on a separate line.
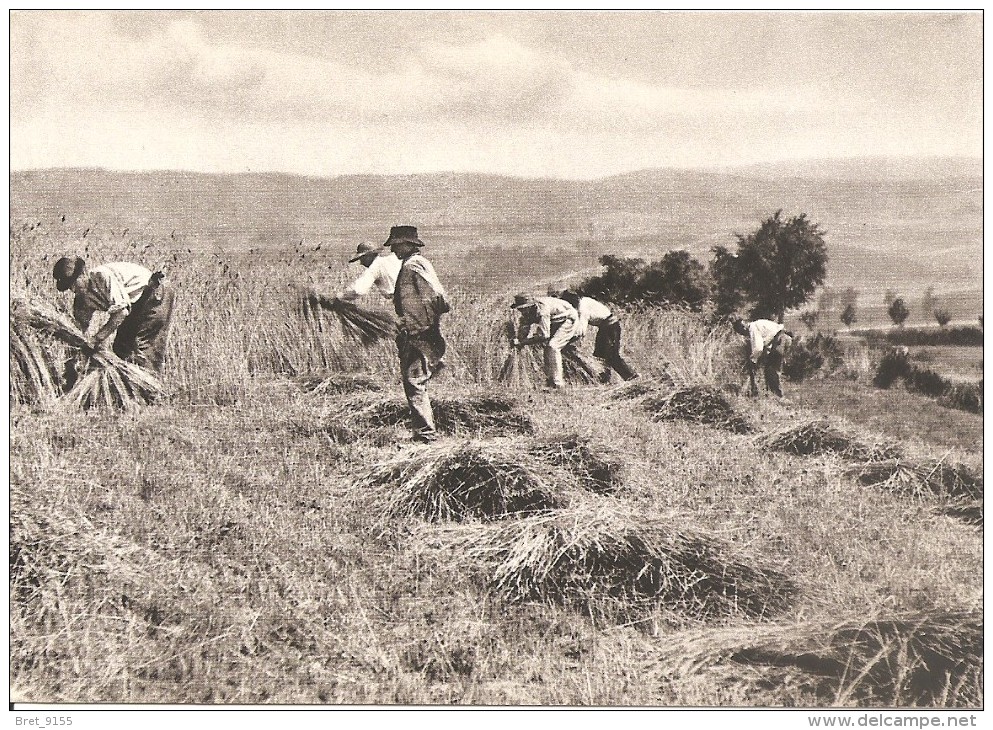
[661, 609, 982, 706]
[424, 504, 797, 620]
[361, 394, 535, 437]
[847, 459, 983, 502]
[361, 440, 566, 522]
[528, 434, 624, 495]
[10, 297, 163, 410]
[642, 386, 752, 434]
[760, 419, 901, 462]
[299, 291, 396, 345]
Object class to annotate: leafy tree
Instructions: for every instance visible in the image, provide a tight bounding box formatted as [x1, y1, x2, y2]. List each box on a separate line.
[817, 286, 837, 313]
[933, 307, 952, 327]
[921, 286, 936, 318]
[887, 297, 910, 327]
[838, 287, 859, 312]
[800, 309, 820, 331]
[638, 250, 711, 310]
[883, 289, 897, 308]
[709, 246, 748, 317]
[840, 303, 857, 327]
[578, 254, 647, 304]
[721, 210, 828, 321]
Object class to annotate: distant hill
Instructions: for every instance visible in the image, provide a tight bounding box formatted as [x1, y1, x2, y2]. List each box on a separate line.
[9, 158, 982, 297]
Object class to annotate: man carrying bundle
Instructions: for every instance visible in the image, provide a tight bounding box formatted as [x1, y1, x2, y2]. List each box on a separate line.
[510, 294, 580, 389]
[334, 241, 402, 302]
[559, 291, 638, 383]
[732, 317, 793, 398]
[52, 256, 175, 373]
[386, 226, 450, 443]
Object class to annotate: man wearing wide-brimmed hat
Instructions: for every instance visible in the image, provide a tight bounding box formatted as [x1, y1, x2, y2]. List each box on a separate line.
[52, 256, 175, 372]
[732, 316, 792, 398]
[333, 241, 402, 302]
[385, 226, 450, 443]
[510, 293, 580, 389]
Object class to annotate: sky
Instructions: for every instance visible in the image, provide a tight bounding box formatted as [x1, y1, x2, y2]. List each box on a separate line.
[8, 10, 984, 179]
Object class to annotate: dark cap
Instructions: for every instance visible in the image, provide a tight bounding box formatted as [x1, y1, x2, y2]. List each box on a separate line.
[510, 292, 534, 309]
[383, 225, 424, 248]
[52, 256, 85, 292]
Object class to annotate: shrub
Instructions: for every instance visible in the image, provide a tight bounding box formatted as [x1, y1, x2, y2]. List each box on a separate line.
[783, 333, 846, 382]
[887, 297, 910, 327]
[933, 308, 952, 327]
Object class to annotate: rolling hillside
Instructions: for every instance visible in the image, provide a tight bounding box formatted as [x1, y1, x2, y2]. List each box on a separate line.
[9, 157, 982, 302]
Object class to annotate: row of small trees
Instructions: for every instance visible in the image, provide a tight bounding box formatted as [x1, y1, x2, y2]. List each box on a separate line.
[799, 286, 955, 330]
[578, 210, 828, 321]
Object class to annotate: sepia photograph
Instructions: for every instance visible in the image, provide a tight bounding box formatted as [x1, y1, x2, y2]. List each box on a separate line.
[8, 9, 983, 717]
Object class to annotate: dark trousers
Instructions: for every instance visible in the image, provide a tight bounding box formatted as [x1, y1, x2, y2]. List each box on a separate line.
[113, 283, 175, 371]
[593, 320, 638, 381]
[748, 332, 791, 397]
[397, 326, 446, 438]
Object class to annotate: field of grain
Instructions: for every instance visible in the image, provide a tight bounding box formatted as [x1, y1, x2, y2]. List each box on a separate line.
[9, 217, 983, 707]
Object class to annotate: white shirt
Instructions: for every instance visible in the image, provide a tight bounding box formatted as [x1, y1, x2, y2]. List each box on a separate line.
[748, 319, 785, 362]
[575, 297, 614, 337]
[343, 253, 401, 300]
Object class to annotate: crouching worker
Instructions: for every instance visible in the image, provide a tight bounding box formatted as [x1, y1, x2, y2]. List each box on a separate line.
[387, 226, 450, 444]
[732, 317, 792, 398]
[53, 256, 175, 375]
[559, 291, 638, 383]
[510, 293, 580, 389]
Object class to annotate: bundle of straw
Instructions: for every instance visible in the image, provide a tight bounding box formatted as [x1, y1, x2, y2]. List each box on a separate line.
[528, 434, 624, 495]
[760, 419, 902, 462]
[10, 297, 163, 410]
[642, 386, 753, 434]
[497, 319, 603, 389]
[293, 372, 383, 396]
[659, 609, 983, 706]
[361, 440, 566, 522]
[847, 459, 983, 502]
[9, 314, 61, 405]
[422, 503, 798, 620]
[361, 394, 535, 436]
[300, 292, 396, 346]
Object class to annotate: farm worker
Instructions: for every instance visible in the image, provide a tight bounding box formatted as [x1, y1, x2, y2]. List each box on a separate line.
[559, 290, 638, 382]
[52, 256, 175, 372]
[732, 317, 793, 398]
[336, 241, 402, 302]
[386, 226, 450, 443]
[510, 294, 580, 389]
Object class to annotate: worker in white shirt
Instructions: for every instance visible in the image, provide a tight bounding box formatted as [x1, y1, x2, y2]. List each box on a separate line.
[52, 256, 174, 373]
[510, 293, 580, 389]
[559, 291, 638, 383]
[732, 317, 793, 397]
[336, 241, 402, 301]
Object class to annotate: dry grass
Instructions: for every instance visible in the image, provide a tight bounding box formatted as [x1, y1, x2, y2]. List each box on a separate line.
[498, 344, 603, 387]
[360, 393, 535, 437]
[642, 385, 753, 434]
[10, 314, 62, 405]
[361, 440, 567, 523]
[292, 371, 384, 396]
[847, 459, 983, 501]
[660, 609, 983, 706]
[759, 419, 902, 462]
[419, 503, 798, 621]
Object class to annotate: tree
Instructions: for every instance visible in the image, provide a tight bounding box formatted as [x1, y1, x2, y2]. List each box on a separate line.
[921, 286, 936, 319]
[840, 303, 857, 327]
[887, 297, 910, 327]
[800, 310, 820, 331]
[817, 286, 837, 313]
[721, 210, 828, 321]
[638, 250, 711, 310]
[709, 246, 748, 317]
[933, 308, 952, 327]
[578, 254, 647, 304]
[883, 289, 897, 308]
[838, 287, 859, 312]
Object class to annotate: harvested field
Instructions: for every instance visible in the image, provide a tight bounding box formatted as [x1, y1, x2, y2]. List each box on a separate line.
[661, 609, 983, 706]
[292, 372, 384, 396]
[299, 292, 396, 345]
[498, 344, 602, 387]
[421, 504, 798, 620]
[642, 385, 752, 434]
[360, 440, 567, 522]
[760, 419, 902, 461]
